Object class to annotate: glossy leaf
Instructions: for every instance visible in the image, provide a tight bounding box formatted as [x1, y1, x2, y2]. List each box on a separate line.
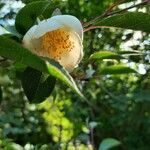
[97, 12, 150, 33]
[99, 138, 121, 150]
[22, 67, 56, 103]
[15, 1, 51, 35]
[0, 36, 83, 98]
[100, 65, 136, 74]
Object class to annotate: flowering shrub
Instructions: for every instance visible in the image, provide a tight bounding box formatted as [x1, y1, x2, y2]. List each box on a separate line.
[0, 0, 150, 149]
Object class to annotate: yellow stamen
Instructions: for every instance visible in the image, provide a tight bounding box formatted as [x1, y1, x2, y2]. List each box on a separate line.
[41, 28, 75, 60]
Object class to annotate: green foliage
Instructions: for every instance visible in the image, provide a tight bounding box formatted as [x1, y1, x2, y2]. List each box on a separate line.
[15, 1, 51, 35]
[131, 90, 150, 102]
[118, 50, 141, 55]
[22, 67, 56, 103]
[90, 51, 123, 60]
[99, 138, 121, 150]
[97, 12, 150, 33]
[0, 0, 150, 150]
[100, 65, 136, 74]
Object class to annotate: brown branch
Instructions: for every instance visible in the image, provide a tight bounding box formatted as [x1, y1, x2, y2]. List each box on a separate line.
[107, 0, 150, 16]
[83, 0, 124, 27]
[84, 26, 113, 32]
[83, 0, 150, 28]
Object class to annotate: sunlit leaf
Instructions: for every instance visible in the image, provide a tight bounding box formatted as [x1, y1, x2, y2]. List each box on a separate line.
[90, 51, 123, 60]
[100, 65, 136, 74]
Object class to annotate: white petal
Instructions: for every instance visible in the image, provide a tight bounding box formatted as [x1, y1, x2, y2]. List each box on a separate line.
[33, 18, 62, 38]
[51, 15, 83, 40]
[23, 19, 61, 50]
[58, 31, 83, 72]
[23, 15, 83, 47]
[23, 25, 37, 50]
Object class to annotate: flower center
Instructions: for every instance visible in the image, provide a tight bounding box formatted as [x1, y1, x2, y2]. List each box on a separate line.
[41, 28, 75, 60]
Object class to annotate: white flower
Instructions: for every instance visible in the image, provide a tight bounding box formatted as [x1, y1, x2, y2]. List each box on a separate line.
[23, 15, 83, 72]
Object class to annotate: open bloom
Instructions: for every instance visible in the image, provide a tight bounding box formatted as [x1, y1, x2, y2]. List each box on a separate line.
[23, 15, 83, 72]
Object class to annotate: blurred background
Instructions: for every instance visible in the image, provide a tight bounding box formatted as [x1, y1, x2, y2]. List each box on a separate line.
[0, 0, 150, 149]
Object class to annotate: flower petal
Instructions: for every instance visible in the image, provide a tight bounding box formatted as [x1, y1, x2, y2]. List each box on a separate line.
[23, 18, 62, 50]
[58, 30, 83, 72]
[33, 18, 62, 38]
[23, 25, 37, 50]
[23, 15, 83, 48]
[51, 15, 83, 40]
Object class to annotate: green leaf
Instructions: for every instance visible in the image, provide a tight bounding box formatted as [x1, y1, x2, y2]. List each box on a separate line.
[22, 67, 56, 103]
[118, 50, 141, 55]
[131, 90, 150, 102]
[100, 65, 136, 74]
[99, 138, 121, 150]
[97, 12, 150, 33]
[15, 1, 51, 35]
[90, 51, 123, 60]
[0, 36, 83, 98]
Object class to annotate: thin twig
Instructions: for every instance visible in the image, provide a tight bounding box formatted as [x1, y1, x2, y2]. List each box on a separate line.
[108, 0, 150, 16]
[83, 0, 150, 28]
[84, 26, 113, 32]
[83, 0, 124, 27]
[90, 128, 95, 150]
[83, 97, 100, 112]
